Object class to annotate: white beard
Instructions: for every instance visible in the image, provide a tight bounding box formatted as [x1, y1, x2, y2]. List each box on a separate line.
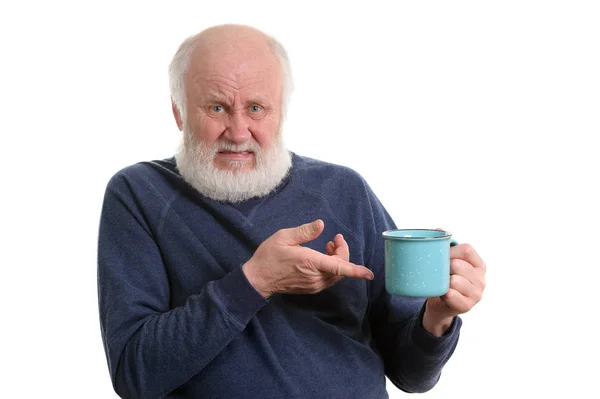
[175, 128, 292, 203]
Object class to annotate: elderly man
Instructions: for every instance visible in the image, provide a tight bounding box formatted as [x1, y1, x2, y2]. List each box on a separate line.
[98, 24, 486, 398]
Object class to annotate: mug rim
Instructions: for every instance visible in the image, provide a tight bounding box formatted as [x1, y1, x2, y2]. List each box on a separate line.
[382, 228, 452, 240]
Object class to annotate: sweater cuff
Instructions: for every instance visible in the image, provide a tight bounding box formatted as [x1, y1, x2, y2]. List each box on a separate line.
[209, 266, 268, 329]
[411, 303, 462, 356]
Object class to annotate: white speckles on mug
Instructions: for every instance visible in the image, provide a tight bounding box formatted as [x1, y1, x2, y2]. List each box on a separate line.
[383, 229, 453, 296]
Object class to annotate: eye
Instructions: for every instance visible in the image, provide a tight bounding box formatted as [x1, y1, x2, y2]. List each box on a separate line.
[249, 104, 262, 113]
[211, 105, 224, 113]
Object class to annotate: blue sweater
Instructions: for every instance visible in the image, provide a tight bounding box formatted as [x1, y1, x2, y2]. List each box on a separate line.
[97, 153, 461, 398]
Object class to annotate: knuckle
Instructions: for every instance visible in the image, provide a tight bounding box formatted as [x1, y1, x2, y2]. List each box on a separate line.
[298, 225, 309, 238]
[461, 243, 474, 257]
[332, 262, 342, 276]
[450, 259, 463, 272]
[299, 222, 316, 239]
[444, 288, 458, 301]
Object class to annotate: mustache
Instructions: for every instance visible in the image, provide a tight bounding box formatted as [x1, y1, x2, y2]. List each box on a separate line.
[213, 140, 261, 153]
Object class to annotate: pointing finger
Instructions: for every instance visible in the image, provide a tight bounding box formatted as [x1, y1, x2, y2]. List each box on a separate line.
[315, 256, 374, 280]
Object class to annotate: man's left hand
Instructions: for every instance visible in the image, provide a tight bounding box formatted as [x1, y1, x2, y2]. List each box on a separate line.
[423, 243, 487, 336]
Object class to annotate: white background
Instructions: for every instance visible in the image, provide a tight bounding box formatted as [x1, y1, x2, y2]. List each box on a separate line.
[1, 0, 599, 397]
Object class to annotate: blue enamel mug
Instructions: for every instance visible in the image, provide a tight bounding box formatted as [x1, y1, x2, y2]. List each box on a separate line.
[382, 229, 458, 297]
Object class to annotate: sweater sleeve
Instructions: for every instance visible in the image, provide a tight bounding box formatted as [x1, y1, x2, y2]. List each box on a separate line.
[362, 180, 462, 393]
[97, 173, 268, 399]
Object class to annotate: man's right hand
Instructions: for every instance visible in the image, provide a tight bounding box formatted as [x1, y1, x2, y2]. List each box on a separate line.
[242, 219, 374, 298]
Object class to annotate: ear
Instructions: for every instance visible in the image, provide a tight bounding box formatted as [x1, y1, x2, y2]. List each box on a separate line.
[171, 99, 184, 131]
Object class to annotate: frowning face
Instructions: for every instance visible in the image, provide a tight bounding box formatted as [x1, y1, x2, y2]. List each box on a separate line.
[180, 37, 283, 172]
[173, 27, 292, 203]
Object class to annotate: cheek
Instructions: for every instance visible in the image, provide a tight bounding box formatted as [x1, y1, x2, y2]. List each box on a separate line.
[190, 113, 225, 143]
[250, 114, 281, 147]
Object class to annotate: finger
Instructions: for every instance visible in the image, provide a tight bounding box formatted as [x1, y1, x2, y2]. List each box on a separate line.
[450, 259, 485, 302]
[326, 241, 335, 256]
[450, 258, 480, 285]
[449, 274, 475, 298]
[451, 243, 486, 271]
[315, 255, 374, 280]
[332, 234, 349, 259]
[441, 288, 472, 314]
[278, 219, 324, 246]
[333, 233, 345, 246]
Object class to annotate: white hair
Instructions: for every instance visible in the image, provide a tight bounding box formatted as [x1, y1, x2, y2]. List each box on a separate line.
[168, 27, 294, 123]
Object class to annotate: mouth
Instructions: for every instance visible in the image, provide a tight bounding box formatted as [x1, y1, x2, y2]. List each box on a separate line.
[217, 150, 253, 155]
[216, 150, 255, 162]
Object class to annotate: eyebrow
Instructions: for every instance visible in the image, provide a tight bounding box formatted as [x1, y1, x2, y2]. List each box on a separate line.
[204, 92, 229, 103]
[245, 96, 270, 105]
[203, 93, 271, 107]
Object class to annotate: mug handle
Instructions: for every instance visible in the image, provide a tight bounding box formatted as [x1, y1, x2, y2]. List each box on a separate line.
[450, 240, 459, 247]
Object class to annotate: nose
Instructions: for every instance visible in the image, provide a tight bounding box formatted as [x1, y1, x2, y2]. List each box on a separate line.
[223, 111, 251, 144]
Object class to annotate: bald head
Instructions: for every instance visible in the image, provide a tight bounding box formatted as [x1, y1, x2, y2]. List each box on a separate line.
[193, 24, 273, 54]
[169, 24, 293, 124]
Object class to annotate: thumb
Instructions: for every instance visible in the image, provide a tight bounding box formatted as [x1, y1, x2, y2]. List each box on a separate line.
[282, 219, 324, 246]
